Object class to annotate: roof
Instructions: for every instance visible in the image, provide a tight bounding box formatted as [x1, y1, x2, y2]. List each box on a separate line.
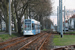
[25, 19, 40, 24]
[71, 14, 75, 18]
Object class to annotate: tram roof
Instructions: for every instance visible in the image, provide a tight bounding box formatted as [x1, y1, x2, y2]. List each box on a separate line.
[25, 19, 40, 24]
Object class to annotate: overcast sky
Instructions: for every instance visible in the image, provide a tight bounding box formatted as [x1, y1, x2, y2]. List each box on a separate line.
[53, 0, 75, 12]
[50, 0, 75, 25]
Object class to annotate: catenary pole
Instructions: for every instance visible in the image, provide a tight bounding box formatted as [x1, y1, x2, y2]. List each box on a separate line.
[64, 6, 66, 33]
[59, 0, 63, 37]
[9, 0, 11, 35]
[57, 6, 59, 32]
[59, 0, 60, 33]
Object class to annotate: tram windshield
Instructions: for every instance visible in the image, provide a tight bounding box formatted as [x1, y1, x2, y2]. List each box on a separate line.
[25, 23, 31, 30]
[25, 20, 31, 30]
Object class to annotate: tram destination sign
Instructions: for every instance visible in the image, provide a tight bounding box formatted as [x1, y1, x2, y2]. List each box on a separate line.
[25, 20, 31, 23]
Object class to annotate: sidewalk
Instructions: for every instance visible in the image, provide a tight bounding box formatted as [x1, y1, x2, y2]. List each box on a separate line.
[0, 31, 17, 35]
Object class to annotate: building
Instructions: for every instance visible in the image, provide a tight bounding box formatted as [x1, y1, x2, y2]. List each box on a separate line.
[63, 20, 69, 31]
[1, 20, 6, 31]
[68, 15, 75, 29]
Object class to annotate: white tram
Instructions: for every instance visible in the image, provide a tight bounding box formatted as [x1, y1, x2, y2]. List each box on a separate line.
[23, 19, 41, 35]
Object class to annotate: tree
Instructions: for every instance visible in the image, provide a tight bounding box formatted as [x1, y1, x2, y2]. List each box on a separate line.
[28, 0, 52, 29]
[13, 0, 28, 33]
[0, 0, 9, 32]
[11, 0, 18, 32]
[0, 0, 52, 33]
[43, 17, 53, 29]
[13, 0, 52, 32]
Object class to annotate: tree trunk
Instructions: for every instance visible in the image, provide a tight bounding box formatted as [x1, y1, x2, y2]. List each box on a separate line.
[39, 16, 43, 30]
[6, 20, 9, 32]
[1, 20, 2, 31]
[13, 16, 18, 32]
[5, 4, 9, 32]
[11, 3, 18, 32]
[17, 18, 21, 33]
[6, 13, 9, 32]
[0, 18, 2, 31]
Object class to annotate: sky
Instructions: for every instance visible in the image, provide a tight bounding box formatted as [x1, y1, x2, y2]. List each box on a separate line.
[50, 0, 75, 25]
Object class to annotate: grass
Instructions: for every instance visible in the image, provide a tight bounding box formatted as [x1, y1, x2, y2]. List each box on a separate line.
[43, 29, 47, 31]
[0, 33, 20, 42]
[53, 35, 75, 46]
[0, 30, 5, 32]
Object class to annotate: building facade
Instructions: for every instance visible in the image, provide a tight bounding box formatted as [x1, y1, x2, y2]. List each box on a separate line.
[68, 15, 75, 29]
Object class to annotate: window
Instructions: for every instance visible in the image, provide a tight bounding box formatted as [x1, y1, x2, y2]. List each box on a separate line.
[32, 23, 35, 30]
[25, 23, 31, 30]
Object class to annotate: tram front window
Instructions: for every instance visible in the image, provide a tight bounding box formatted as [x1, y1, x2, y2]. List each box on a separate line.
[25, 23, 31, 30]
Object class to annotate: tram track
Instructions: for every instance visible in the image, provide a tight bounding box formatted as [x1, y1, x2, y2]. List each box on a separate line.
[38, 33, 51, 50]
[0, 32, 52, 50]
[0, 36, 24, 46]
[0, 33, 45, 50]
[0, 37, 27, 49]
[19, 33, 51, 50]
[8, 33, 45, 50]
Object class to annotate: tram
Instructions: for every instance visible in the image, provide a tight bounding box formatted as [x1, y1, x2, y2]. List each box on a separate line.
[23, 19, 41, 35]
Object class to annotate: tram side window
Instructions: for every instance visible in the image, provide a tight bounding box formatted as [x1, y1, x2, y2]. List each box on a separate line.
[35, 25, 38, 29]
[32, 24, 35, 30]
[38, 25, 40, 29]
